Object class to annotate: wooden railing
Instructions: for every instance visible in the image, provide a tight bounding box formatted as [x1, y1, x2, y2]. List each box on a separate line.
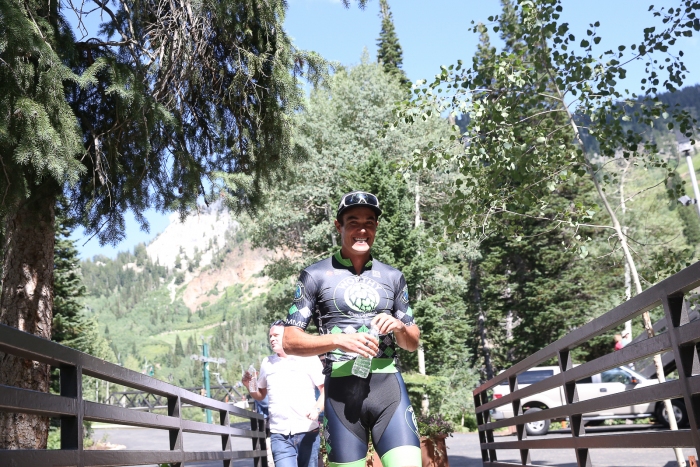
[0, 323, 266, 467]
[473, 261, 700, 467]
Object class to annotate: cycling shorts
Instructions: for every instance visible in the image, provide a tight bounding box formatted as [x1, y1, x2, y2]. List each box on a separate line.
[322, 370, 421, 467]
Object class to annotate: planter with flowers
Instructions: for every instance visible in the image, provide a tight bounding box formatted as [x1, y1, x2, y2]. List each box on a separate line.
[417, 414, 454, 467]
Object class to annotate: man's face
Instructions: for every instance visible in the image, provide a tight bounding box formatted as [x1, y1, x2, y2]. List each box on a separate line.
[335, 206, 378, 253]
[269, 326, 284, 354]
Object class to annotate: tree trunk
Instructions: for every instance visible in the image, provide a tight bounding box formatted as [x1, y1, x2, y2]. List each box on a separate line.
[619, 160, 633, 337]
[326, 203, 337, 248]
[470, 260, 494, 381]
[417, 288, 426, 376]
[0, 186, 56, 449]
[414, 179, 426, 375]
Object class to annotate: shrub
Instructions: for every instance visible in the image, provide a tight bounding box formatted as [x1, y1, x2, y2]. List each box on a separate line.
[417, 413, 454, 438]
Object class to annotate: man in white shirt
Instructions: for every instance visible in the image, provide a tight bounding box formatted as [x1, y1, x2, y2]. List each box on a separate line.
[243, 321, 325, 467]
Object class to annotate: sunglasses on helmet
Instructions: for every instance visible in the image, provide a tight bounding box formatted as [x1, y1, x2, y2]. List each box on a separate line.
[338, 192, 379, 209]
[336, 192, 382, 220]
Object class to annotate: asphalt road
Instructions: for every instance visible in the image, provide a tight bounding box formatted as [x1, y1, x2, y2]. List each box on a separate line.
[92, 424, 698, 467]
[447, 425, 697, 467]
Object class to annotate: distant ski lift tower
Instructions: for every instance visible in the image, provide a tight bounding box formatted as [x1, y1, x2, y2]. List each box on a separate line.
[191, 342, 226, 424]
[677, 131, 700, 221]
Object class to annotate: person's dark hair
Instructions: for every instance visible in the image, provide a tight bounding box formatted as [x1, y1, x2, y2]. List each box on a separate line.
[270, 319, 285, 329]
[336, 207, 379, 227]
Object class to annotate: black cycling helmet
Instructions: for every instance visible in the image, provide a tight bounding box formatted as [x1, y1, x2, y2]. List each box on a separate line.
[336, 191, 382, 221]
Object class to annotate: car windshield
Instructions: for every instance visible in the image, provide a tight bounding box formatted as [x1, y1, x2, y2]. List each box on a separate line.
[499, 369, 554, 385]
[601, 368, 633, 384]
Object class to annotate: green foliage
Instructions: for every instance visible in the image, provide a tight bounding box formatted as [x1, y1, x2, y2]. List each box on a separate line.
[416, 413, 454, 438]
[401, 0, 700, 243]
[394, 1, 700, 385]
[0, 0, 84, 218]
[404, 368, 477, 426]
[470, 180, 626, 368]
[376, 0, 410, 91]
[403, 373, 448, 411]
[53, 198, 87, 344]
[678, 204, 700, 245]
[1, 0, 333, 255]
[46, 427, 60, 450]
[174, 335, 185, 357]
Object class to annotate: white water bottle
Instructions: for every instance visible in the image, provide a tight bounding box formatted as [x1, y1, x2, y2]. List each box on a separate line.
[352, 325, 380, 378]
[247, 364, 258, 392]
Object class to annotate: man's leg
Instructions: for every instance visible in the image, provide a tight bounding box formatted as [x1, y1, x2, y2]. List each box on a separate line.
[324, 376, 370, 467]
[369, 373, 421, 467]
[295, 430, 320, 467]
[270, 433, 299, 467]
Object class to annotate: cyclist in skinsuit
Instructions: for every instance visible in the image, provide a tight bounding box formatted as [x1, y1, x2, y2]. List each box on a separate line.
[283, 191, 422, 467]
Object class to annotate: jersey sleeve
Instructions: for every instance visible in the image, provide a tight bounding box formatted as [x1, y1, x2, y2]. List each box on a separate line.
[394, 273, 416, 327]
[285, 270, 317, 330]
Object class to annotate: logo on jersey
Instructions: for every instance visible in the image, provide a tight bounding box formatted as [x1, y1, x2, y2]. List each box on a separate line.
[333, 276, 388, 317]
[400, 285, 409, 304]
[345, 282, 380, 313]
[293, 281, 304, 302]
[405, 406, 419, 438]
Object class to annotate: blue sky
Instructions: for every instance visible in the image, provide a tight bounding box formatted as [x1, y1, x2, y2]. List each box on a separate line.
[74, 0, 700, 260]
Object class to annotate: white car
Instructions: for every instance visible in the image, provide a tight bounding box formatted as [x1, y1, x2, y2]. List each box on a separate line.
[490, 366, 688, 436]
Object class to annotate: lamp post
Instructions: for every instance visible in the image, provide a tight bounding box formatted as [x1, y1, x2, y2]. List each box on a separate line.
[677, 132, 700, 220]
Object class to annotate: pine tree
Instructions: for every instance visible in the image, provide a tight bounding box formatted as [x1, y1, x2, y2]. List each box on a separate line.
[470, 181, 624, 371]
[376, 0, 410, 91]
[186, 335, 196, 356]
[0, 0, 328, 448]
[175, 335, 185, 357]
[52, 198, 87, 346]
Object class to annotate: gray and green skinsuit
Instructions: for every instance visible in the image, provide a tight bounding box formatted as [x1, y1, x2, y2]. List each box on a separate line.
[285, 251, 421, 467]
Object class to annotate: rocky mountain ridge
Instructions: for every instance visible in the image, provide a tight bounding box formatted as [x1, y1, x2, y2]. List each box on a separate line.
[142, 201, 279, 311]
[81, 203, 283, 388]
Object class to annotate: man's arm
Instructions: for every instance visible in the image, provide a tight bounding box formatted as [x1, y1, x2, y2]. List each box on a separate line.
[283, 326, 379, 358]
[306, 385, 325, 420]
[372, 314, 420, 352]
[394, 323, 420, 351]
[241, 372, 268, 401]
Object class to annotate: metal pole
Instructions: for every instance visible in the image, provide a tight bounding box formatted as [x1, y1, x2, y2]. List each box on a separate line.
[685, 151, 700, 220]
[203, 342, 212, 424]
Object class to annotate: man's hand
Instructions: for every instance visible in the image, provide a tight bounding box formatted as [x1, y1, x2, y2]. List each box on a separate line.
[372, 314, 406, 336]
[334, 333, 379, 358]
[372, 314, 420, 352]
[305, 406, 322, 421]
[242, 371, 267, 400]
[242, 371, 256, 392]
